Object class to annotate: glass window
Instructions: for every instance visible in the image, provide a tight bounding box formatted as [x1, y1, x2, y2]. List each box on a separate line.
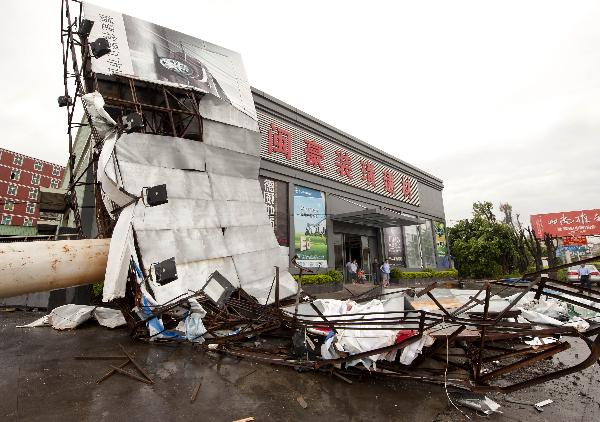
[403, 224, 422, 268]
[7, 184, 18, 196]
[34, 160, 43, 171]
[31, 174, 40, 185]
[1, 215, 11, 225]
[420, 220, 437, 269]
[10, 169, 20, 181]
[52, 165, 61, 176]
[13, 155, 23, 166]
[26, 202, 35, 214]
[332, 233, 344, 271]
[29, 187, 38, 200]
[4, 200, 14, 211]
[23, 217, 33, 227]
[50, 179, 59, 188]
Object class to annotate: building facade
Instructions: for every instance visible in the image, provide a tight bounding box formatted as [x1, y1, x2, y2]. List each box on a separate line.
[0, 148, 65, 232]
[253, 89, 448, 276]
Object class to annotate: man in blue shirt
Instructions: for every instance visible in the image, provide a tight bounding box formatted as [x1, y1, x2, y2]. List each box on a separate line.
[578, 264, 592, 290]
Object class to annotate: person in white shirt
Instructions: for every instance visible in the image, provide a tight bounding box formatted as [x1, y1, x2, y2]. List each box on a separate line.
[349, 260, 358, 284]
[578, 264, 592, 290]
[346, 260, 358, 284]
[380, 260, 391, 288]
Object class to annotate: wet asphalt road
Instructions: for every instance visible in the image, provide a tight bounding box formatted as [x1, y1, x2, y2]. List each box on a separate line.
[1, 308, 599, 422]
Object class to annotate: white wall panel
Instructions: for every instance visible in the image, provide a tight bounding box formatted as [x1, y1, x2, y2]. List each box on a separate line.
[116, 133, 206, 171]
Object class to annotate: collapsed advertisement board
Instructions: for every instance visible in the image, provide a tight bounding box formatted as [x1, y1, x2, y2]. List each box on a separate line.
[83, 2, 256, 120]
[530, 209, 600, 239]
[293, 186, 327, 268]
[383, 227, 405, 267]
[259, 176, 289, 246]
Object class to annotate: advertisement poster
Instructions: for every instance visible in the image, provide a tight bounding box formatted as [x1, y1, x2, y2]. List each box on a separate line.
[383, 227, 405, 267]
[530, 209, 600, 238]
[259, 176, 289, 246]
[293, 186, 327, 268]
[83, 2, 256, 120]
[434, 221, 448, 256]
[562, 236, 587, 246]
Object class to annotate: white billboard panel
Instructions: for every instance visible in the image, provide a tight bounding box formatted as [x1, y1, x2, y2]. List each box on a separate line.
[83, 2, 256, 120]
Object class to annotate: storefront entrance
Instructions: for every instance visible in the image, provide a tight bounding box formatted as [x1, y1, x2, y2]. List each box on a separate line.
[333, 226, 380, 283]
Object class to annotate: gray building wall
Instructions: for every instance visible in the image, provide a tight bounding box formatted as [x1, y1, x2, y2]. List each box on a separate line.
[252, 88, 447, 272]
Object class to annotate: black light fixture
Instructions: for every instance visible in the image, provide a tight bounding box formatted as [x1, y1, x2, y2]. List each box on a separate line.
[153, 257, 178, 285]
[122, 112, 144, 133]
[78, 19, 94, 37]
[57, 95, 72, 107]
[89, 37, 111, 58]
[201, 271, 236, 308]
[144, 184, 168, 207]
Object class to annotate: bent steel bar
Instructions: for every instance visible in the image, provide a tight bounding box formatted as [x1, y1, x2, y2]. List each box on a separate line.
[478, 341, 570, 383]
[472, 333, 600, 393]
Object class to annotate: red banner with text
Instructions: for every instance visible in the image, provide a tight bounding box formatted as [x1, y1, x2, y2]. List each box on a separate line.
[530, 209, 600, 239]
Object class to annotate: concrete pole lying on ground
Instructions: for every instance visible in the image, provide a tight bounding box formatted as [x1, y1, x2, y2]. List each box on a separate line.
[0, 239, 110, 298]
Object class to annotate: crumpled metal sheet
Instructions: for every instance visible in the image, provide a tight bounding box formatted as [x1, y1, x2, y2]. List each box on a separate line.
[132, 199, 220, 230]
[214, 200, 271, 227]
[81, 92, 117, 138]
[95, 90, 298, 309]
[233, 247, 290, 285]
[208, 173, 263, 203]
[97, 132, 135, 213]
[115, 132, 206, 171]
[243, 271, 298, 305]
[103, 203, 136, 302]
[203, 119, 261, 157]
[118, 162, 212, 200]
[147, 257, 240, 305]
[224, 225, 279, 256]
[204, 144, 260, 179]
[198, 94, 259, 132]
[135, 228, 229, 266]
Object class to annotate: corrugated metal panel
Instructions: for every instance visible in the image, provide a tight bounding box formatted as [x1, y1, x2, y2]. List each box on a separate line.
[0, 225, 38, 237]
[257, 110, 420, 207]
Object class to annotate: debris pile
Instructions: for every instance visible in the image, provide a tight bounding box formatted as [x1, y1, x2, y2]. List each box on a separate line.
[19, 0, 598, 402]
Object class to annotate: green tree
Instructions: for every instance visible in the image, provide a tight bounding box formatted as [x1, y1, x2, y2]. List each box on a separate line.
[448, 202, 520, 278]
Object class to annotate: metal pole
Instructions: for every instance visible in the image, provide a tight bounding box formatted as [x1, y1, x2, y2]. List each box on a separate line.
[274, 266, 280, 308]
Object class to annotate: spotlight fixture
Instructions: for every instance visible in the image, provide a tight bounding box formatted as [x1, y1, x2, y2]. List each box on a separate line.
[57, 95, 72, 107]
[122, 112, 144, 133]
[153, 257, 178, 285]
[201, 271, 236, 308]
[144, 184, 168, 207]
[78, 19, 94, 37]
[89, 37, 111, 58]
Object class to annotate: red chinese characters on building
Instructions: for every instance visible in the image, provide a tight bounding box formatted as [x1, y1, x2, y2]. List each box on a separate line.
[360, 161, 375, 186]
[401, 176, 412, 199]
[382, 170, 394, 194]
[530, 209, 600, 239]
[303, 140, 324, 170]
[267, 123, 291, 160]
[334, 150, 352, 179]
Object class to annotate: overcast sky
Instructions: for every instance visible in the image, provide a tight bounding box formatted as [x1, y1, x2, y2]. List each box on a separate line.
[2, 1, 598, 225]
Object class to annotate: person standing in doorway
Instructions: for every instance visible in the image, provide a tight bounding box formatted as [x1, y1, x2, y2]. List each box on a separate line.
[371, 259, 380, 285]
[345, 260, 353, 283]
[380, 259, 391, 288]
[578, 264, 592, 291]
[348, 260, 358, 284]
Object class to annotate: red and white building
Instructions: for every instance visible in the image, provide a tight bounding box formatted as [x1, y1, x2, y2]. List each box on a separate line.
[0, 148, 65, 228]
